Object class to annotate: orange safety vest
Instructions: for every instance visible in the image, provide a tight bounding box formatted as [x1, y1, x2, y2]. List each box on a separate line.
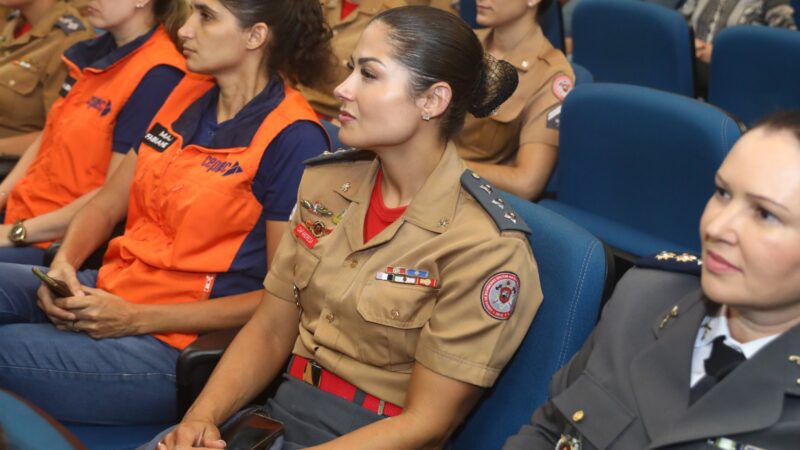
[97, 78, 321, 350]
[4, 26, 186, 248]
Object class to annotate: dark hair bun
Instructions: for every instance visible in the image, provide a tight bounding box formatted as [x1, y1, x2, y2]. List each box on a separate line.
[469, 55, 519, 118]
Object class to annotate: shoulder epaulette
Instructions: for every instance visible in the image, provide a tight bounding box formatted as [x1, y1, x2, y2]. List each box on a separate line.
[460, 170, 531, 234]
[303, 148, 375, 167]
[637, 251, 702, 276]
[55, 15, 86, 35]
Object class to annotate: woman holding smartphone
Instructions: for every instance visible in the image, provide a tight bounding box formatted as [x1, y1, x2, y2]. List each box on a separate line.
[156, 6, 542, 449]
[0, 0, 332, 426]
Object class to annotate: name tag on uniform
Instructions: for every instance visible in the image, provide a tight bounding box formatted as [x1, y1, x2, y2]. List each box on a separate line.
[59, 75, 76, 98]
[294, 223, 318, 249]
[141, 123, 177, 152]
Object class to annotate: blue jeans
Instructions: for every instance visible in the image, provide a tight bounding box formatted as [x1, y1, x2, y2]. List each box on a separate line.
[0, 262, 180, 425]
[0, 246, 46, 265]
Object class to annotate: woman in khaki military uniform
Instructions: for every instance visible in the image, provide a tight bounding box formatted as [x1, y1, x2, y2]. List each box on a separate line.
[0, 0, 92, 157]
[454, 0, 574, 200]
[159, 6, 542, 450]
[298, 0, 456, 119]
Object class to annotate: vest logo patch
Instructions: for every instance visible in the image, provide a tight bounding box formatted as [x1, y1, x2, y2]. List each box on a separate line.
[201, 156, 243, 177]
[141, 123, 177, 152]
[86, 96, 112, 117]
[59, 75, 76, 97]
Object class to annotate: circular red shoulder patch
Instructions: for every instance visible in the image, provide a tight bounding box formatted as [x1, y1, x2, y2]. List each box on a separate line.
[551, 75, 573, 101]
[481, 272, 520, 320]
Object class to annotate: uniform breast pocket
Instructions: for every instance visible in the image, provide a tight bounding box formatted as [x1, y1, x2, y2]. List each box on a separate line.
[0, 64, 40, 97]
[356, 282, 436, 371]
[552, 373, 635, 450]
[294, 245, 320, 289]
[166, 175, 258, 267]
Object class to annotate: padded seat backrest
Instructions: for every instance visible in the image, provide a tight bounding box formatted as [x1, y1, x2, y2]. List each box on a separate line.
[449, 196, 609, 449]
[553, 83, 742, 253]
[709, 26, 800, 127]
[572, 0, 695, 96]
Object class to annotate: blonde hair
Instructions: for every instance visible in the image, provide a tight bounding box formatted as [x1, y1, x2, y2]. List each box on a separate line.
[155, 0, 190, 45]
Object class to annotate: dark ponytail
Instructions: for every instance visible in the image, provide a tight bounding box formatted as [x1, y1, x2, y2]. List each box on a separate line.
[373, 6, 518, 139]
[219, 0, 335, 89]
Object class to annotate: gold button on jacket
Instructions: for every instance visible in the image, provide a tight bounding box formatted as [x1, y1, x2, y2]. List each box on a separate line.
[264, 143, 542, 407]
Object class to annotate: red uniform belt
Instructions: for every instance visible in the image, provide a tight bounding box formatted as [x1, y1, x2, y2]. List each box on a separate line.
[288, 354, 403, 417]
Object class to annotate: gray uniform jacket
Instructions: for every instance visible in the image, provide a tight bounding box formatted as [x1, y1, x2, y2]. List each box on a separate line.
[504, 267, 800, 450]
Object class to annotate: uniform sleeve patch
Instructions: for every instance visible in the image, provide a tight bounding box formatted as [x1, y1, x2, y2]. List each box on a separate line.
[551, 74, 573, 101]
[481, 272, 520, 320]
[55, 15, 87, 35]
[546, 104, 562, 130]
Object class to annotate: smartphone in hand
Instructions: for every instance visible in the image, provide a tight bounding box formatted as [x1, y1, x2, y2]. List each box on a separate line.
[31, 267, 74, 298]
[221, 409, 283, 450]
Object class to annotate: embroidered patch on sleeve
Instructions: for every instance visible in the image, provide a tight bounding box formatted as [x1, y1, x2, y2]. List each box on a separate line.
[551, 75, 573, 101]
[481, 272, 520, 320]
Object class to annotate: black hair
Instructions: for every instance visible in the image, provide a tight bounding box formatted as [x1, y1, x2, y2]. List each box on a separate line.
[218, 0, 334, 89]
[752, 110, 800, 144]
[373, 6, 518, 139]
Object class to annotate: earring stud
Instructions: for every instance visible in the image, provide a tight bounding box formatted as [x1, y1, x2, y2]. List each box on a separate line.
[422, 112, 431, 121]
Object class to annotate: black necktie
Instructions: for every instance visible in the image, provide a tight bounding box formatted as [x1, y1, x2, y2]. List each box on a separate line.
[689, 336, 746, 404]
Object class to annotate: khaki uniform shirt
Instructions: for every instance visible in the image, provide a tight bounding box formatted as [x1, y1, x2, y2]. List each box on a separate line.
[455, 27, 574, 165]
[264, 143, 542, 407]
[0, 8, 10, 29]
[299, 0, 457, 119]
[0, 2, 92, 138]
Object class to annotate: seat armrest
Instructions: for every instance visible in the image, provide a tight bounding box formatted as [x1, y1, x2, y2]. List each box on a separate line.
[176, 328, 240, 419]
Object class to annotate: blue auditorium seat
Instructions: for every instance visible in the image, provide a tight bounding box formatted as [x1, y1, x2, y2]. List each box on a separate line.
[794, 0, 800, 27]
[540, 83, 743, 257]
[449, 196, 610, 449]
[0, 389, 85, 450]
[571, 61, 593, 86]
[572, 0, 695, 96]
[708, 26, 800, 127]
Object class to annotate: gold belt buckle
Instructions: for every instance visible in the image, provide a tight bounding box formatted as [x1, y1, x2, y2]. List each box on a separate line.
[302, 359, 323, 387]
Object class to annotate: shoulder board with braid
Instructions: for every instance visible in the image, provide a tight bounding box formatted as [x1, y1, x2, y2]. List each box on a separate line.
[461, 170, 531, 234]
[303, 148, 375, 167]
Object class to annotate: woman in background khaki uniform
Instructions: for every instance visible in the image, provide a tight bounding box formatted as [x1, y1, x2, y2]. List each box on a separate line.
[0, 0, 92, 157]
[299, 0, 456, 119]
[455, 0, 573, 200]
